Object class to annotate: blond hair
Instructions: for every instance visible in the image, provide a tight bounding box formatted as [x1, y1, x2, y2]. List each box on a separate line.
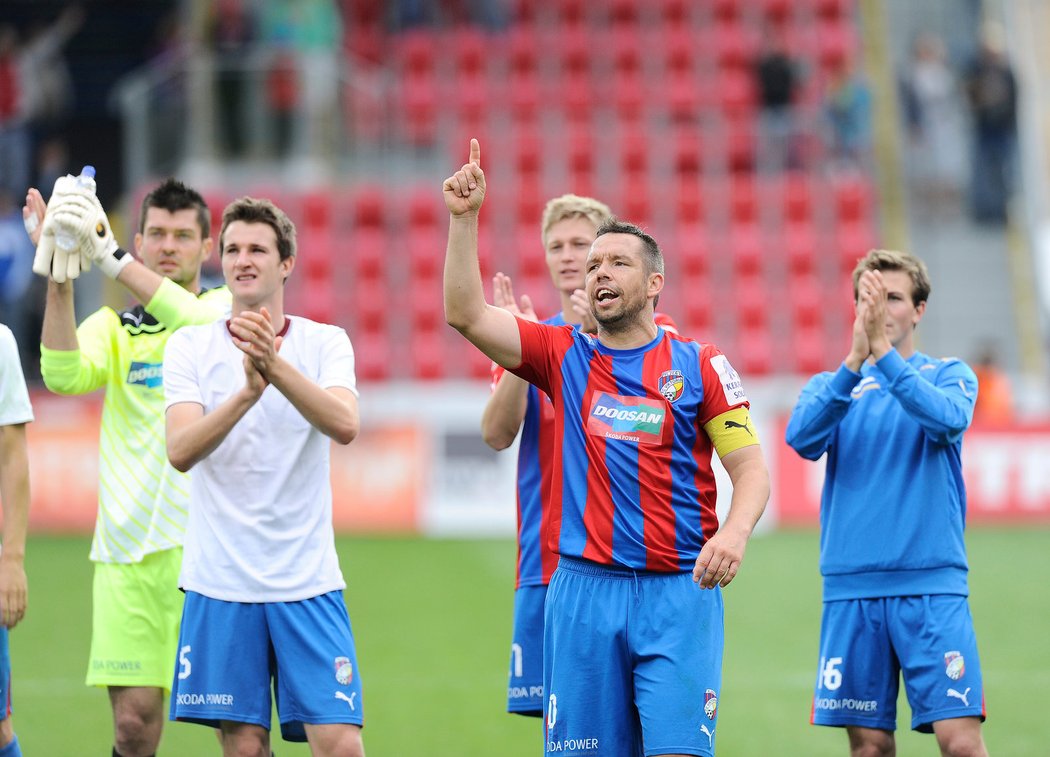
[540, 194, 614, 247]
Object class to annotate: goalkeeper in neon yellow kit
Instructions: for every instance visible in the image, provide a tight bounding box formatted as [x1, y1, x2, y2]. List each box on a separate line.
[24, 176, 230, 757]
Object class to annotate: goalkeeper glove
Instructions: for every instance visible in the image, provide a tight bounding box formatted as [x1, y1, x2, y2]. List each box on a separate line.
[32, 175, 89, 283]
[49, 193, 133, 279]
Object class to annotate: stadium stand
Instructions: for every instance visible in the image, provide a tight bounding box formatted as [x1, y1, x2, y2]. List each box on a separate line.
[244, 0, 879, 379]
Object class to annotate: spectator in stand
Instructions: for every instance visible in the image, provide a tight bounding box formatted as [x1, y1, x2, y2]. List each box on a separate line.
[971, 343, 1013, 426]
[208, 0, 257, 160]
[964, 21, 1018, 224]
[0, 7, 83, 197]
[900, 32, 968, 217]
[754, 26, 800, 172]
[824, 57, 872, 175]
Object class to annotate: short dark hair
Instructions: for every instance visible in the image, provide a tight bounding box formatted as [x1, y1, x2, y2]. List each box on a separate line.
[139, 178, 210, 237]
[594, 219, 665, 277]
[219, 196, 297, 260]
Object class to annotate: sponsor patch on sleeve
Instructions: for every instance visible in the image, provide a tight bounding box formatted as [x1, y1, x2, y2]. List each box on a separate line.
[709, 354, 747, 406]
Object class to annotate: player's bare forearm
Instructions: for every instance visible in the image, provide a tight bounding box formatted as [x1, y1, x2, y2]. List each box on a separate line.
[264, 359, 359, 445]
[693, 446, 769, 588]
[166, 391, 259, 472]
[443, 218, 523, 368]
[41, 278, 78, 351]
[0, 424, 30, 627]
[481, 370, 530, 450]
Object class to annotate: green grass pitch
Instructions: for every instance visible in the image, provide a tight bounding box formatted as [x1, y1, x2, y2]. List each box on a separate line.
[11, 527, 1049, 755]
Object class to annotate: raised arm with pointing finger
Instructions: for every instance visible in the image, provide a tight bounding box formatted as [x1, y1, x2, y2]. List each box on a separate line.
[442, 139, 522, 369]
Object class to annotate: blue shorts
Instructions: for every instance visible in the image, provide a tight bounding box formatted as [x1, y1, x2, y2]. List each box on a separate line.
[0, 628, 10, 721]
[543, 557, 724, 757]
[507, 584, 546, 716]
[170, 590, 364, 742]
[813, 595, 986, 733]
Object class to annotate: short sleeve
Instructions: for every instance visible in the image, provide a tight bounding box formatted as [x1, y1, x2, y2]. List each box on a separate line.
[163, 327, 203, 409]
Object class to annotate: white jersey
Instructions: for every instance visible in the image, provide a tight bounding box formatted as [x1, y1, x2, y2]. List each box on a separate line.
[0, 325, 33, 426]
[163, 316, 358, 602]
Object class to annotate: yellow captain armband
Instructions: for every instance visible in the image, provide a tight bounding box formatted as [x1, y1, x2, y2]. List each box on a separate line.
[703, 406, 760, 457]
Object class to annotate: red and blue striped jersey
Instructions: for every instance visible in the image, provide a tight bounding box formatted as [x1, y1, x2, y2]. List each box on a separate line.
[510, 319, 747, 572]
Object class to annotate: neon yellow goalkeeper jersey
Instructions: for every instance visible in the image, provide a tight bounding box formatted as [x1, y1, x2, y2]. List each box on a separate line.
[41, 278, 230, 563]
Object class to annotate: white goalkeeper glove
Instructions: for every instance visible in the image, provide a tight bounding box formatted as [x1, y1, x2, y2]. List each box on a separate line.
[32, 174, 89, 283]
[49, 192, 133, 279]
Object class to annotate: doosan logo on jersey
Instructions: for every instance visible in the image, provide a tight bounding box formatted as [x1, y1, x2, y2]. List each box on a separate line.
[126, 361, 163, 388]
[591, 405, 663, 424]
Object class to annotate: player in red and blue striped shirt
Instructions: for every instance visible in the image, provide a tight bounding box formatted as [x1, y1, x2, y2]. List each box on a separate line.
[482, 194, 678, 719]
[445, 140, 769, 757]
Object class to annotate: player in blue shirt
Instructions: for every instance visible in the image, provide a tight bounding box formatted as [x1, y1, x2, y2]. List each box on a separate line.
[785, 249, 988, 757]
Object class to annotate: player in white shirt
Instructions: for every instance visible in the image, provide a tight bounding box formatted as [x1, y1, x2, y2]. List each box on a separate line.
[163, 197, 363, 757]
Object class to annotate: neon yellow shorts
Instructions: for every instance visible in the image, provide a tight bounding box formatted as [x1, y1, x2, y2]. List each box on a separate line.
[86, 547, 184, 690]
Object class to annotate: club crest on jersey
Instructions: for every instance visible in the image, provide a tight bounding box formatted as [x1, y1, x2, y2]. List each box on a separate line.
[658, 370, 685, 403]
[126, 361, 163, 389]
[944, 651, 965, 681]
[334, 656, 353, 685]
[588, 393, 666, 445]
[703, 689, 718, 720]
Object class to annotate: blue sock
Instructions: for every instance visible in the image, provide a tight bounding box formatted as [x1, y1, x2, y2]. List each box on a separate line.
[0, 734, 21, 757]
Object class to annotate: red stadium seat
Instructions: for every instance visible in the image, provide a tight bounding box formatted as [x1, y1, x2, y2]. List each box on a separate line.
[675, 223, 709, 277]
[734, 273, 770, 329]
[397, 31, 437, 77]
[833, 177, 872, 223]
[400, 73, 438, 145]
[719, 66, 757, 118]
[409, 330, 446, 381]
[609, 0, 641, 26]
[352, 330, 392, 383]
[451, 26, 488, 77]
[556, 0, 588, 25]
[407, 227, 441, 280]
[301, 190, 333, 230]
[515, 223, 546, 279]
[351, 273, 388, 335]
[713, 19, 757, 70]
[817, 20, 854, 71]
[344, 226, 386, 284]
[728, 176, 758, 224]
[619, 128, 648, 175]
[788, 273, 823, 329]
[507, 30, 538, 78]
[783, 222, 818, 276]
[663, 27, 696, 74]
[508, 70, 542, 122]
[679, 271, 714, 333]
[612, 70, 646, 122]
[297, 228, 335, 281]
[610, 28, 642, 76]
[674, 177, 705, 223]
[672, 128, 703, 178]
[567, 127, 594, 181]
[513, 127, 543, 179]
[666, 69, 701, 123]
[783, 172, 814, 222]
[407, 186, 440, 229]
[735, 323, 774, 376]
[349, 187, 384, 228]
[836, 221, 877, 275]
[730, 223, 764, 277]
[814, 0, 852, 20]
[725, 116, 756, 173]
[658, 0, 691, 28]
[790, 323, 829, 375]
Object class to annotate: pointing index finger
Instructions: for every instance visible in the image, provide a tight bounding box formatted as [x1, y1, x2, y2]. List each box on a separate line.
[469, 138, 480, 167]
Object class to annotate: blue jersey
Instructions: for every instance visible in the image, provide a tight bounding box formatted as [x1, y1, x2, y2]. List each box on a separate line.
[785, 349, 978, 601]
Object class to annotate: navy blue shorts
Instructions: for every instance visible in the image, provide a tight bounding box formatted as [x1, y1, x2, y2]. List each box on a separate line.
[813, 595, 986, 732]
[543, 557, 724, 757]
[170, 590, 363, 742]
